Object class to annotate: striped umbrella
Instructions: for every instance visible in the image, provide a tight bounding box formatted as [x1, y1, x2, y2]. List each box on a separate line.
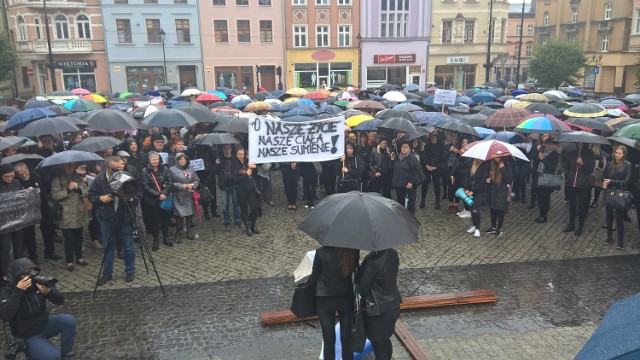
[564, 103, 608, 118]
[462, 139, 529, 161]
[413, 111, 453, 126]
[514, 114, 572, 134]
[484, 107, 532, 129]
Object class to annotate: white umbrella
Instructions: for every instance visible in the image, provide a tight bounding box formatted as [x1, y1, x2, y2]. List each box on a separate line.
[382, 91, 406, 103]
[263, 98, 283, 106]
[293, 250, 316, 283]
[181, 88, 202, 97]
[231, 94, 250, 104]
[462, 139, 529, 162]
[543, 90, 568, 100]
[503, 99, 521, 108]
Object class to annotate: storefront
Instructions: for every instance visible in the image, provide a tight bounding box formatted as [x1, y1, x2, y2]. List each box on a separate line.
[215, 66, 255, 94]
[57, 60, 98, 92]
[433, 57, 478, 90]
[360, 41, 428, 90]
[125, 66, 165, 93]
[286, 49, 359, 91]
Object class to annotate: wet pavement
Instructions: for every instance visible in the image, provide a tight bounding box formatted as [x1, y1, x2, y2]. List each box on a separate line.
[10, 170, 640, 359]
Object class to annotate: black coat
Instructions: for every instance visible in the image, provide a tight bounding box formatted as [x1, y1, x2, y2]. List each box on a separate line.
[309, 247, 358, 297]
[487, 162, 514, 211]
[140, 164, 172, 206]
[420, 141, 445, 171]
[563, 147, 596, 188]
[229, 158, 256, 193]
[369, 147, 391, 178]
[338, 154, 365, 182]
[88, 170, 142, 225]
[355, 249, 401, 317]
[603, 161, 632, 190]
[390, 154, 421, 188]
[216, 155, 235, 190]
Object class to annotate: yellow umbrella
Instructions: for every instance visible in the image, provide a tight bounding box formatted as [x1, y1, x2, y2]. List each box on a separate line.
[510, 101, 531, 109]
[243, 101, 273, 113]
[346, 114, 374, 127]
[82, 94, 108, 103]
[286, 87, 308, 97]
[284, 97, 299, 103]
[519, 93, 549, 103]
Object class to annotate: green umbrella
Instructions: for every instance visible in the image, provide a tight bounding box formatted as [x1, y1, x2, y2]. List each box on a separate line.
[118, 92, 133, 99]
[613, 123, 640, 140]
[334, 100, 349, 108]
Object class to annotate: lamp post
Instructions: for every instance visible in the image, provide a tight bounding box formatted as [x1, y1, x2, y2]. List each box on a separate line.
[356, 32, 362, 88]
[160, 29, 167, 85]
[42, 0, 56, 91]
[484, 0, 494, 83]
[590, 54, 602, 95]
[514, 0, 525, 90]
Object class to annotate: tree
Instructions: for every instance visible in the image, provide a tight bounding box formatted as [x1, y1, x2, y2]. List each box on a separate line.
[528, 40, 586, 89]
[0, 32, 18, 86]
[634, 56, 640, 91]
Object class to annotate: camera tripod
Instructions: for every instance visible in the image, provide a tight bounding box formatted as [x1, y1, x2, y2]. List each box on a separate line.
[92, 201, 166, 298]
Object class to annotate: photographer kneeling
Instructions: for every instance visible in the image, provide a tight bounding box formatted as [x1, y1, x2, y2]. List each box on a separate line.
[0, 258, 77, 360]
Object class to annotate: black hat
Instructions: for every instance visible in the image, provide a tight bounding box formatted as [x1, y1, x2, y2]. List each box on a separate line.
[151, 133, 164, 143]
[0, 164, 15, 176]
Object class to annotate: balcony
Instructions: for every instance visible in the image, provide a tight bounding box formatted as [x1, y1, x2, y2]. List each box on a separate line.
[10, 0, 85, 9]
[16, 40, 92, 53]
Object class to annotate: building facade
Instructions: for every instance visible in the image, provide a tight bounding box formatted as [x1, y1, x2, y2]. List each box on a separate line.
[504, 2, 535, 86]
[631, 0, 640, 52]
[4, 0, 109, 96]
[284, 0, 360, 91]
[535, 0, 635, 94]
[199, 0, 285, 94]
[429, 0, 510, 90]
[101, 0, 203, 93]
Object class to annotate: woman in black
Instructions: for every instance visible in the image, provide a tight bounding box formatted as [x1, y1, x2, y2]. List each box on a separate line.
[602, 145, 632, 249]
[390, 141, 422, 214]
[420, 132, 444, 209]
[281, 161, 300, 210]
[368, 139, 392, 197]
[140, 151, 173, 250]
[486, 157, 513, 236]
[533, 136, 560, 223]
[337, 142, 364, 193]
[464, 159, 490, 237]
[230, 148, 260, 236]
[562, 143, 596, 236]
[355, 248, 402, 360]
[309, 247, 359, 360]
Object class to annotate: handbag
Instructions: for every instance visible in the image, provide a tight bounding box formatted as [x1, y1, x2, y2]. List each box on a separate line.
[160, 193, 173, 211]
[537, 173, 564, 190]
[198, 186, 213, 204]
[350, 283, 367, 353]
[48, 195, 63, 222]
[290, 281, 317, 318]
[603, 189, 633, 211]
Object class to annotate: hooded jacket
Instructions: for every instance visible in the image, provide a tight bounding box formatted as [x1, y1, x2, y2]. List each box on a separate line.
[0, 258, 64, 339]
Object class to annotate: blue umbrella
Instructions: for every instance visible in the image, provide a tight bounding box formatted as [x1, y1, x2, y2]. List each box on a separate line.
[143, 90, 161, 97]
[282, 106, 319, 118]
[403, 84, 419, 92]
[456, 95, 474, 104]
[283, 115, 313, 123]
[233, 99, 252, 109]
[424, 95, 460, 107]
[485, 88, 503, 96]
[298, 98, 315, 105]
[473, 127, 496, 139]
[413, 111, 454, 126]
[463, 89, 478, 97]
[25, 99, 54, 109]
[320, 104, 342, 114]
[511, 89, 529, 96]
[206, 90, 228, 100]
[63, 98, 102, 112]
[568, 88, 586, 97]
[270, 89, 285, 98]
[6, 108, 57, 131]
[352, 119, 384, 132]
[472, 91, 497, 103]
[486, 131, 530, 144]
[109, 103, 133, 111]
[36, 150, 104, 169]
[576, 292, 640, 360]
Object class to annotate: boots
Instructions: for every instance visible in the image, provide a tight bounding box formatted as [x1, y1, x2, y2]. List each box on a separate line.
[243, 219, 253, 236]
[250, 213, 260, 234]
[575, 221, 584, 236]
[162, 232, 173, 247]
[203, 206, 211, 221]
[152, 233, 159, 252]
[434, 199, 441, 210]
[174, 218, 183, 244]
[419, 195, 426, 209]
[185, 216, 195, 240]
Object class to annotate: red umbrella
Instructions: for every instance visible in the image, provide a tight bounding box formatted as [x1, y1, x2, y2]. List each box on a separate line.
[196, 93, 222, 102]
[302, 90, 329, 101]
[485, 108, 532, 129]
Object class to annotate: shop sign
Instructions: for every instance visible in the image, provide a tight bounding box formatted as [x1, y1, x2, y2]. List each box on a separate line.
[55, 60, 97, 72]
[374, 54, 416, 64]
[446, 56, 470, 64]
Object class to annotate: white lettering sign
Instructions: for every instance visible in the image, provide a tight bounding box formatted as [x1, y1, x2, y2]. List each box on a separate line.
[446, 56, 470, 64]
[248, 115, 345, 164]
[434, 89, 458, 105]
[190, 159, 205, 171]
[158, 152, 169, 165]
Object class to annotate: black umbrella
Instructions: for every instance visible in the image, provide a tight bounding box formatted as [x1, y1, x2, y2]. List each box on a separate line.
[566, 118, 614, 133]
[608, 136, 640, 151]
[461, 113, 489, 127]
[143, 109, 198, 129]
[36, 150, 104, 169]
[0, 106, 19, 117]
[47, 105, 72, 115]
[173, 103, 218, 123]
[379, 83, 401, 91]
[377, 117, 418, 133]
[436, 119, 479, 137]
[72, 136, 123, 153]
[191, 133, 240, 146]
[525, 102, 562, 117]
[20, 117, 85, 137]
[131, 104, 165, 119]
[85, 109, 138, 132]
[213, 116, 248, 133]
[253, 91, 270, 101]
[0, 153, 44, 166]
[298, 191, 420, 251]
[0, 136, 27, 151]
[556, 131, 610, 145]
[374, 109, 416, 122]
[208, 101, 234, 109]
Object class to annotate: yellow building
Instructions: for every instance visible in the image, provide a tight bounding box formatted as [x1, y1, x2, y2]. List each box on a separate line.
[535, 0, 637, 94]
[429, 0, 511, 90]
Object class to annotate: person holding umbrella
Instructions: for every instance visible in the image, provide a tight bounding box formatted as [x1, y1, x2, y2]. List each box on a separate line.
[602, 145, 632, 249]
[562, 143, 596, 236]
[485, 156, 513, 236]
[229, 148, 260, 236]
[140, 151, 173, 251]
[533, 136, 560, 223]
[390, 141, 422, 214]
[464, 159, 490, 237]
[169, 153, 200, 242]
[308, 246, 359, 360]
[419, 132, 444, 210]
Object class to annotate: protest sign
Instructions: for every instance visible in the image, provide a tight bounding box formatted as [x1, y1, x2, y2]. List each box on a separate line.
[190, 159, 205, 171]
[0, 189, 42, 234]
[248, 115, 345, 163]
[158, 152, 169, 165]
[434, 89, 458, 106]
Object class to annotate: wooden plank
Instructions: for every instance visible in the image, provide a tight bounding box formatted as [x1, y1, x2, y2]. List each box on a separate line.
[394, 319, 430, 360]
[260, 289, 497, 325]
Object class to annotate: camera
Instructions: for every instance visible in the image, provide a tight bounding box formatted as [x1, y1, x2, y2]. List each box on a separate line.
[28, 271, 58, 288]
[4, 337, 26, 359]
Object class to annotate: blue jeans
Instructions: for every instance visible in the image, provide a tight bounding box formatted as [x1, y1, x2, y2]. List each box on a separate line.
[220, 187, 240, 225]
[98, 218, 135, 277]
[26, 314, 76, 360]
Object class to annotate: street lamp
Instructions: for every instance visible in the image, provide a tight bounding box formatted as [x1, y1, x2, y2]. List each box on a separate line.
[514, 0, 525, 90]
[160, 29, 167, 86]
[590, 54, 603, 95]
[42, 0, 56, 91]
[484, 0, 494, 83]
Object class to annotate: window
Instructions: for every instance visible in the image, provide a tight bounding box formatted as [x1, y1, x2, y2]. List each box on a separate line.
[442, 20, 452, 43]
[212, 0, 225, 4]
[146, 19, 161, 43]
[380, 0, 409, 38]
[236, 0, 248, 5]
[600, 34, 609, 51]
[316, 0, 328, 5]
[316, 25, 329, 47]
[543, 12, 549, 26]
[77, 15, 91, 39]
[175, 19, 190, 43]
[259, 20, 272, 43]
[34, 18, 42, 40]
[116, 19, 132, 43]
[293, 25, 307, 47]
[527, 24, 534, 35]
[237, 20, 250, 43]
[55, 15, 69, 39]
[292, 0, 306, 4]
[571, 8, 578, 23]
[21, 67, 30, 87]
[568, 35, 576, 43]
[174, 0, 187, 3]
[114, 0, 128, 3]
[214, 20, 228, 42]
[516, 24, 521, 36]
[636, 9, 640, 34]
[525, 44, 532, 56]
[338, 0, 351, 4]
[604, 3, 611, 20]
[464, 20, 474, 43]
[338, 24, 351, 47]
[16, 16, 27, 41]
[515, 44, 520, 56]
[259, 0, 271, 5]
[144, 0, 158, 3]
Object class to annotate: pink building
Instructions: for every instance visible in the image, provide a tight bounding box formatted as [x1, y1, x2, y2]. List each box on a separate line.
[198, 0, 286, 94]
[504, 4, 536, 86]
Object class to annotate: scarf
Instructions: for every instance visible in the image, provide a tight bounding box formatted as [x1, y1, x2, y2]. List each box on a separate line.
[399, 152, 409, 161]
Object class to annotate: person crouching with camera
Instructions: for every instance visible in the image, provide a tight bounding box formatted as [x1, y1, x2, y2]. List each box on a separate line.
[0, 258, 77, 360]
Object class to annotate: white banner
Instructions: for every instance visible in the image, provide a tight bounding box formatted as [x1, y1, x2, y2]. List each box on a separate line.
[190, 158, 205, 171]
[248, 114, 345, 163]
[434, 89, 458, 105]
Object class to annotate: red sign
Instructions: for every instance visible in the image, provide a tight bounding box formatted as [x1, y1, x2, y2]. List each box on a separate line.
[26, 68, 33, 76]
[373, 54, 416, 64]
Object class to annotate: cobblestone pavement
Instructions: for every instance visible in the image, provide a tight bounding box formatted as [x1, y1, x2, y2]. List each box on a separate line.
[13, 171, 640, 358]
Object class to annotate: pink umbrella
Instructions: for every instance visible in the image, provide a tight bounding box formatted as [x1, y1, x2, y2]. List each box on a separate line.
[462, 139, 529, 162]
[70, 88, 91, 95]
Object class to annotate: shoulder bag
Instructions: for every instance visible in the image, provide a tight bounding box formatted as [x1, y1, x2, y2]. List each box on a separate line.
[604, 188, 633, 211]
[290, 281, 317, 318]
[536, 173, 564, 190]
[151, 171, 173, 211]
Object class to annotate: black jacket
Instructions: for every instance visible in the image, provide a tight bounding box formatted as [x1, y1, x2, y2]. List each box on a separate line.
[216, 155, 235, 190]
[229, 158, 256, 193]
[355, 249, 402, 317]
[0, 258, 64, 339]
[88, 170, 142, 225]
[369, 147, 391, 178]
[603, 161, 632, 190]
[563, 147, 596, 188]
[140, 164, 172, 206]
[338, 154, 365, 182]
[0, 179, 21, 193]
[464, 161, 490, 193]
[420, 141, 445, 171]
[390, 154, 421, 188]
[487, 162, 514, 211]
[309, 247, 358, 297]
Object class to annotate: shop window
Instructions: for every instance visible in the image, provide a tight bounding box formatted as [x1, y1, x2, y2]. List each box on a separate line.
[434, 65, 476, 90]
[126, 66, 164, 92]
